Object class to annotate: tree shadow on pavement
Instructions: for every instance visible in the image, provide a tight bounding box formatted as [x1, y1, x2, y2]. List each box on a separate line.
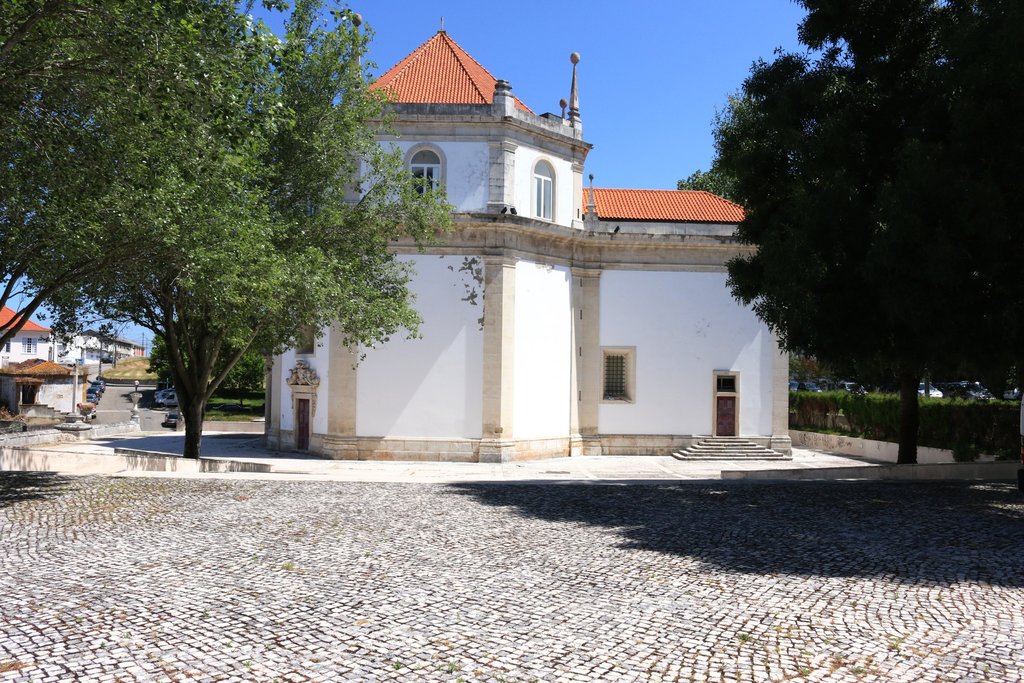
[0, 472, 75, 509]
[448, 480, 1024, 586]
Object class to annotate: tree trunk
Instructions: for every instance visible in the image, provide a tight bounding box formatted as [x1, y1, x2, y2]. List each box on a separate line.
[897, 368, 920, 464]
[182, 400, 205, 460]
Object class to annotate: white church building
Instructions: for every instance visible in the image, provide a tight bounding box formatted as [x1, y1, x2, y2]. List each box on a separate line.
[266, 30, 790, 462]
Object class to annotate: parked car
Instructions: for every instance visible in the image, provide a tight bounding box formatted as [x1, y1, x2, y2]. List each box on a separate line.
[935, 381, 993, 400]
[153, 387, 176, 407]
[210, 402, 247, 412]
[162, 391, 178, 407]
[162, 412, 179, 429]
[796, 381, 823, 392]
[788, 380, 799, 391]
[838, 380, 866, 394]
[918, 383, 944, 398]
[86, 388, 101, 403]
[1003, 387, 1020, 401]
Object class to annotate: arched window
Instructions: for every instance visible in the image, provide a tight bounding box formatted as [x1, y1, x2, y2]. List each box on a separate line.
[533, 160, 554, 220]
[410, 149, 441, 194]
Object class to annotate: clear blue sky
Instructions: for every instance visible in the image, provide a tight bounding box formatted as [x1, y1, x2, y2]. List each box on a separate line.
[253, 0, 809, 190]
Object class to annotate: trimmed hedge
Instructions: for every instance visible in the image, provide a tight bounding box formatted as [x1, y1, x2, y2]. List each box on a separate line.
[790, 391, 1020, 459]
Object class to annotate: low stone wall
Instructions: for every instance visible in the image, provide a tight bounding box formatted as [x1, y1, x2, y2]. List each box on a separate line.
[791, 430, 956, 464]
[201, 421, 264, 433]
[0, 446, 272, 475]
[723, 461, 1020, 482]
[0, 420, 142, 449]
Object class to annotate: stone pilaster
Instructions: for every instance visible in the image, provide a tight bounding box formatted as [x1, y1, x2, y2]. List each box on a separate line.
[269, 354, 284, 451]
[770, 334, 792, 455]
[479, 256, 516, 462]
[571, 161, 585, 230]
[324, 325, 359, 459]
[487, 140, 517, 213]
[571, 267, 602, 456]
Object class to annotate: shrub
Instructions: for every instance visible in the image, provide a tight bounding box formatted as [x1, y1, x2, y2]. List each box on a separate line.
[790, 391, 1019, 455]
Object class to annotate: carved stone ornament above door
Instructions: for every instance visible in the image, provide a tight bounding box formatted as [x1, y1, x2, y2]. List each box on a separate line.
[287, 360, 320, 417]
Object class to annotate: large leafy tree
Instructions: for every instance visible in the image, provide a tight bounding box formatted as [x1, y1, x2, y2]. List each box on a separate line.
[717, 0, 1024, 463]
[90, 0, 450, 459]
[0, 1, 163, 345]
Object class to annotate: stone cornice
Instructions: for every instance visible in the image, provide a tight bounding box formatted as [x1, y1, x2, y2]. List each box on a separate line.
[376, 110, 592, 159]
[392, 213, 754, 270]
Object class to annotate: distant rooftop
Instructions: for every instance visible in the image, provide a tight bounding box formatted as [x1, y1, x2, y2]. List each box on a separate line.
[586, 189, 744, 223]
[0, 307, 49, 333]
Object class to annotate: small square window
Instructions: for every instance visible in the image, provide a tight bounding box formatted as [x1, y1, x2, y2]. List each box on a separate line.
[602, 347, 635, 403]
[716, 376, 736, 393]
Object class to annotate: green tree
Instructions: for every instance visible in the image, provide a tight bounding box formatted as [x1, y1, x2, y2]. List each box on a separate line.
[716, 0, 1024, 463]
[91, 0, 450, 459]
[676, 167, 738, 203]
[0, 1, 193, 346]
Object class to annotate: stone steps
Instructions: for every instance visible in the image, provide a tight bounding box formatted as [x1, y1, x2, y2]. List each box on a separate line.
[672, 437, 790, 461]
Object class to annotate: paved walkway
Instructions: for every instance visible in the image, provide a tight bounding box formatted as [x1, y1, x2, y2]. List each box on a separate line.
[0, 474, 1021, 682]
[28, 431, 884, 483]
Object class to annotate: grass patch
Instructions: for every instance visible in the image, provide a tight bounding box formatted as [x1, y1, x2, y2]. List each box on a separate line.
[205, 390, 265, 421]
[100, 358, 158, 381]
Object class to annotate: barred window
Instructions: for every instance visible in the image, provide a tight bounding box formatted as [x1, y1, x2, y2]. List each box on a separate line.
[602, 348, 635, 402]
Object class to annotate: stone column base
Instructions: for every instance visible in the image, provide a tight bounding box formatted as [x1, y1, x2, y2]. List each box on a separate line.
[321, 435, 360, 460]
[570, 435, 602, 457]
[770, 434, 792, 455]
[479, 439, 516, 463]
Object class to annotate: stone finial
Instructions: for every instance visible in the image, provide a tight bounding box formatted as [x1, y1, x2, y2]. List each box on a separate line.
[493, 79, 515, 116]
[559, 98, 567, 119]
[568, 52, 581, 126]
[352, 12, 363, 65]
[585, 173, 597, 216]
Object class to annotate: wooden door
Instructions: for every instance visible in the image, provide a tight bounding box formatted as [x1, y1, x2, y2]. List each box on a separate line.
[296, 398, 310, 450]
[715, 396, 736, 436]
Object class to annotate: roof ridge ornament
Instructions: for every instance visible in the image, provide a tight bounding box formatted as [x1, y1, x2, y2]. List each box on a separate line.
[439, 16, 445, 33]
[568, 52, 581, 127]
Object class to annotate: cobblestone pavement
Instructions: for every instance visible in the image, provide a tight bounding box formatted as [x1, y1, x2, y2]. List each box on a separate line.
[0, 475, 1022, 682]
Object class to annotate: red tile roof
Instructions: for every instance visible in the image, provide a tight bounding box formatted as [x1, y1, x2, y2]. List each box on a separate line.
[371, 31, 532, 113]
[1, 360, 70, 376]
[0, 307, 49, 333]
[585, 189, 744, 223]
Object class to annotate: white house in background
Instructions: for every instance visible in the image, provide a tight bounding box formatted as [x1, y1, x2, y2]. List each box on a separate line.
[55, 330, 144, 365]
[0, 307, 54, 367]
[265, 30, 790, 462]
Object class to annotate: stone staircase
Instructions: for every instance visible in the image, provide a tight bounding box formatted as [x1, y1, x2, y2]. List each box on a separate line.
[672, 437, 790, 461]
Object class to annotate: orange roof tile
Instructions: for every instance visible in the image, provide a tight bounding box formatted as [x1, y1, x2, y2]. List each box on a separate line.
[1, 360, 70, 376]
[585, 189, 744, 223]
[0, 306, 49, 333]
[371, 31, 532, 113]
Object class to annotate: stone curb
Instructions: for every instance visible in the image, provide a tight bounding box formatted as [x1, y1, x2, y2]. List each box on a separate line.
[722, 461, 1020, 481]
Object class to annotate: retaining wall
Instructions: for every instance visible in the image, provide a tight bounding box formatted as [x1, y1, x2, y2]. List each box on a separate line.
[791, 430, 957, 464]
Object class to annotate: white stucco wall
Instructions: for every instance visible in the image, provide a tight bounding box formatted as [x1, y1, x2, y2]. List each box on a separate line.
[514, 146, 576, 227]
[598, 270, 775, 436]
[1, 335, 53, 366]
[389, 140, 490, 213]
[277, 328, 332, 435]
[356, 255, 485, 439]
[513, 261, 571, 440]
